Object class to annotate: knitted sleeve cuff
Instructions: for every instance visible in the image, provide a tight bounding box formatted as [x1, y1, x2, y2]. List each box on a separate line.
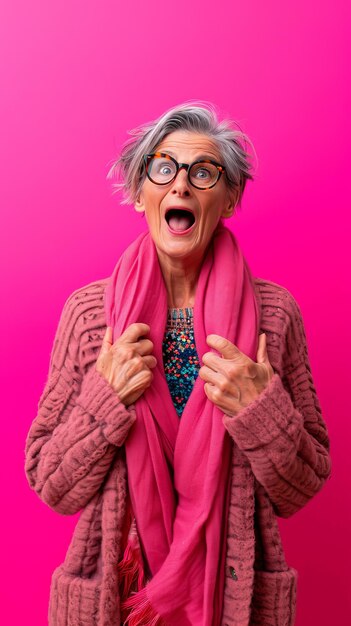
[222, 373, 303, 452]
[76, 364, 136, 446]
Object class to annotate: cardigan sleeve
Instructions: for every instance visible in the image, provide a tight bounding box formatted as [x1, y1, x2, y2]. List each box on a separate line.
[24, 288, 136, 516]
[222, 293, 332, 518]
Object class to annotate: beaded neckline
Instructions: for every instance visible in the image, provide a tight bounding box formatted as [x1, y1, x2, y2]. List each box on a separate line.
[167, 306, 194, 329]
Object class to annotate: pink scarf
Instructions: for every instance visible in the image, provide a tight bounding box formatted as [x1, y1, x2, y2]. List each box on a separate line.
[104, 222, 260, 625]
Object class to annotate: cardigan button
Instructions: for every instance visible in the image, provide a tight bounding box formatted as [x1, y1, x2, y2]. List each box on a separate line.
[229, 566, 238, 580]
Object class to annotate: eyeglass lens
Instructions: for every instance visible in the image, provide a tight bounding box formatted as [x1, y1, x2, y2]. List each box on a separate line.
[147, 156, 219, 188]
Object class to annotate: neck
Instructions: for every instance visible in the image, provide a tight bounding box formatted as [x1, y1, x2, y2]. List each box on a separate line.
[156, 250, 203, 308]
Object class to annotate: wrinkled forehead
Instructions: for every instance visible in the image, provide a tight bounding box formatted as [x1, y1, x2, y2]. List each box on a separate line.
[155, 131, 222, 162]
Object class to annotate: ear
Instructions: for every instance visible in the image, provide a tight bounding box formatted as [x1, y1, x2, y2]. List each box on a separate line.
[221, 189, 238, 219]
[221, 204, 235, 219]
[134, 193, 145, 213]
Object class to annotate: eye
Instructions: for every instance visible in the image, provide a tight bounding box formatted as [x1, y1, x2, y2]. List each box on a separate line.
[159, 165, 173, 176]
[153, 159, 176, 177]
[195, 168, 211, 179]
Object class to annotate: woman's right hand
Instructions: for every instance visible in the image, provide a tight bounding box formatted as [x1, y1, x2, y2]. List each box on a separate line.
[95, 323, 157, 407]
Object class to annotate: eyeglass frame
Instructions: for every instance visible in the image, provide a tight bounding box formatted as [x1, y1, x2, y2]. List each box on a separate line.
[143, 152, 229, 190]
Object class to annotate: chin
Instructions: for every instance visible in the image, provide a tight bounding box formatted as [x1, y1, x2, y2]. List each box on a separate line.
[161, 243, 196, 258]
[160, 239, 207, 265]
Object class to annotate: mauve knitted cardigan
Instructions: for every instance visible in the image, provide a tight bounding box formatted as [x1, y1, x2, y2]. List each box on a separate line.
[24, 276, 331, 626]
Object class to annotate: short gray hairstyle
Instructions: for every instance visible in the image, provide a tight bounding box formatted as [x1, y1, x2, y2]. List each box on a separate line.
[106, 100, 257, 210]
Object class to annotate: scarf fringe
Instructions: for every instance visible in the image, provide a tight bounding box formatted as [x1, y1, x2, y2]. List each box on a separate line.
[122, 587, 166, 626]
[117, 536, 145, 599]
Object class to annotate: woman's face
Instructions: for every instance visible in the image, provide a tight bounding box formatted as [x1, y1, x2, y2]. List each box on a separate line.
[135, 130, 237, 264]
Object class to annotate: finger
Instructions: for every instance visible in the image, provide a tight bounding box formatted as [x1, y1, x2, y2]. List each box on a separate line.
[124, 355, 157, 380]
[256, 333, 267, 364]
[99, 326, 113, 356]
[206, 334, 242, 361]
[113, 338, 154, 358]
[118, 323, 151, 344]
[204, 381, 241, 412]
[142, 355, 157, 369]
[202, 351, 235, 375]
[134, 338, 154, 355]
[204, 381, 229, 406]
[204, 381, 216, 397]
[124, 355, 144, 379]
[200, 364, 241, 396]
[104, 326, 113, 343]
[199, 364, 224, 387]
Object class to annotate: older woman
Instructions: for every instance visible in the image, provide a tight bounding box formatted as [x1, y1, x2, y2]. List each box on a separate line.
[25, 102, 331, 626]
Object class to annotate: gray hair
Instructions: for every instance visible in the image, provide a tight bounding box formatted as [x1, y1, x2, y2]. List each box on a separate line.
[106, 100, 257, 210]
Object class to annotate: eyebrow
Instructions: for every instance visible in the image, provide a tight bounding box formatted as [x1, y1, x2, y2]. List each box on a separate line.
[161, 150, 219, 162]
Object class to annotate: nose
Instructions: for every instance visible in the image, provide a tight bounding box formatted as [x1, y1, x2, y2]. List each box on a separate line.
[170, 166, 191, 196]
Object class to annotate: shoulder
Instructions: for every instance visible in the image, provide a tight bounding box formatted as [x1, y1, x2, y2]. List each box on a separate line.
[253, 276, 304, 329]
[252, 277, 307, 371]
[62, 277, 109, 318]
[57, 277, 109, 336]
[51, 278, 109, 372]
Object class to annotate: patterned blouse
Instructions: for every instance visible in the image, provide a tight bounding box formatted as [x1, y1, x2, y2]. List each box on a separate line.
[162, 307, 201, 417]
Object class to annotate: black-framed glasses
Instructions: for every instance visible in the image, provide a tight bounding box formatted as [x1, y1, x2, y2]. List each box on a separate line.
[143, 152, 227, 190]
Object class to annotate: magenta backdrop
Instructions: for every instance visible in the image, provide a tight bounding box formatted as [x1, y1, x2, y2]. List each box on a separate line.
[1, 1, 349, 624]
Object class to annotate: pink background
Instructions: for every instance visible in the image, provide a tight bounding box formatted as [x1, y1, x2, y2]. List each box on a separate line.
[1, 1, 349, 624]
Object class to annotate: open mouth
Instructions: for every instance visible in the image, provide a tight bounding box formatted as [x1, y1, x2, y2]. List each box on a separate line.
[165, 208, 196, 233]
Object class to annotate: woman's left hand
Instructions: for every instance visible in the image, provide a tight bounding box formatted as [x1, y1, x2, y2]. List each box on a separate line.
[199, 333, 275, 417]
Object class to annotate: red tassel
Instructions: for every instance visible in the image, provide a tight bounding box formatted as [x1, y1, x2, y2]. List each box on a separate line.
[122, 586, 166, 626]
[117, 506, 166, 624]
[117, 519, 145, 600]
